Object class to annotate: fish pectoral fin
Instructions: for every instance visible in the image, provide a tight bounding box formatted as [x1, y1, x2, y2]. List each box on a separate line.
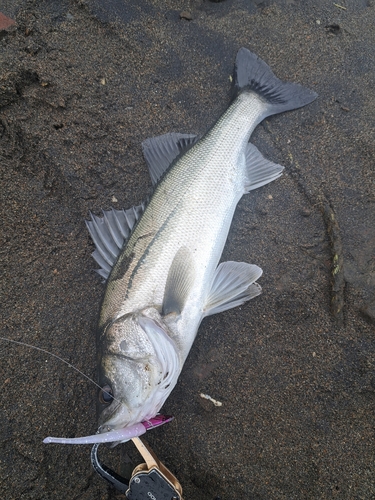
[162, 247, 195, 316]
[142, 133, 199, 186]
[86, 205, 145, 281]
[203, 262, 262, 317]
[243, 143, 284, 193]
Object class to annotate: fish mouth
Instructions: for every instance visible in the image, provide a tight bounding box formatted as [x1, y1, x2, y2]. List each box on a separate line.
[98, 398, 136, 433]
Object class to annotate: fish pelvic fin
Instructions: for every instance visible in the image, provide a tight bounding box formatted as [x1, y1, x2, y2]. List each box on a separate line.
[234, 47, 317, 117]
[243, 143, 284, 193]
[203, 261, 262, 318]
[86, 205, 144, 280]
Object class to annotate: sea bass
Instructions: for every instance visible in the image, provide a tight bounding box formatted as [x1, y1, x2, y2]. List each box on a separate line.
[44, 48, 317, 445]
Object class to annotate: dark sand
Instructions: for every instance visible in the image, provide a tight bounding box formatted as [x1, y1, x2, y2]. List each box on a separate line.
[1, 1, 374, 498]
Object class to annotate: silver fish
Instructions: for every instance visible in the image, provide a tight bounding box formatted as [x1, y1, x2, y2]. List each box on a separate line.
[44, 48, 317, 445]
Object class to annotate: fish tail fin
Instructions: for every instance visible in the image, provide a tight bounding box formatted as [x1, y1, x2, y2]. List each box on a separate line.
[234, 48, 317, 117]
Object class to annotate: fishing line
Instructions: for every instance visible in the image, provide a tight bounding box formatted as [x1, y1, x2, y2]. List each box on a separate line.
[0, 336, 122, 406]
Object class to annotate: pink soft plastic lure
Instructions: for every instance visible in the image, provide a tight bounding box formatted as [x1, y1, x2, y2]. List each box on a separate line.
[43, 415, 173, 445]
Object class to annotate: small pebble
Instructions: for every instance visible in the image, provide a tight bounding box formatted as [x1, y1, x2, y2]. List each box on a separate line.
[180, 11, 192, 21]
[360, 301, 375, 325]
[0, 12, 16, 32]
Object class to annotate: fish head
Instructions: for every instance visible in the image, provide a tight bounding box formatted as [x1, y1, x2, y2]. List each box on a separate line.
[97, 309, 180, 434]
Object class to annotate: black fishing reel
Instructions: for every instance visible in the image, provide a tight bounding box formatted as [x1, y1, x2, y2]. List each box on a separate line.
[91, 438, 183, 500]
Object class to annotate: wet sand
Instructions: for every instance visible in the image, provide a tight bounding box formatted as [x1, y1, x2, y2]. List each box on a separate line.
[1, 1, 374, 498]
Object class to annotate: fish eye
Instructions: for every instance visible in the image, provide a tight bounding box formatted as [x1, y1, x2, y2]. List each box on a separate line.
[99, 384, 113, 404]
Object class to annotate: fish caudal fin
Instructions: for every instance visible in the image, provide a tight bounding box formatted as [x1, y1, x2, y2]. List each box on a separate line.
[203, 262, 262, 318]
[235, 47, 317, 119]
[244, 143, 284, 193]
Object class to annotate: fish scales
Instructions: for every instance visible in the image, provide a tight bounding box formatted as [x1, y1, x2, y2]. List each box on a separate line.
[104, 94, 264, 326]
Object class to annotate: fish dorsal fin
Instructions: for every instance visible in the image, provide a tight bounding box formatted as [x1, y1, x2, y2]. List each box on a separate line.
[203, 261, 263, 317]
[243, 143, 284, 193]
[162, 247, 195, 316]
[86, 204, 144, 280]
[142, 133, 199, 186]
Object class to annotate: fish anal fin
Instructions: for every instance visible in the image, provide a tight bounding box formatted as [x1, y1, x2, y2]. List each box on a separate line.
[142, 133, 199, 186]
[244, 143, 284, 193]
[86, 204, 144, 281]
[204, 262, 262, 317]
[162, 247, 195, 316]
